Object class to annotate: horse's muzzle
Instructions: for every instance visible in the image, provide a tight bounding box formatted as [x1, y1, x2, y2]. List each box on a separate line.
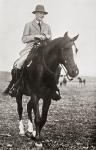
[72, 68, 79, 77]
[69, 67, 79, 78]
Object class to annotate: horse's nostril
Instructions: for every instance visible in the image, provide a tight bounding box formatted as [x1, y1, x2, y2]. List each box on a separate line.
[71, 68, 79, 77]
[72, 70, 75, 75]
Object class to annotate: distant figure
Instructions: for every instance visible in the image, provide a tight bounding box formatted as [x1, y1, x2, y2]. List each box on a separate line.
[82, 79, 86, 85]
[58, 75, 67, 87]
[63, 77, 67, 86]
[77, 77, 86, 85]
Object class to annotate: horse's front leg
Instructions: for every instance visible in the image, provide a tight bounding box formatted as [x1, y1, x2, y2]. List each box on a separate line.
[31, 95, 41, 143]
[16, 93, 25, 136]
[34, 97, 51, 148]
[39, 98, 51, 133]
[26, 98, 36, 138]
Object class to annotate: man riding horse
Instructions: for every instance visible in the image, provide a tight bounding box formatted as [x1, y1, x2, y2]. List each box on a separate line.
[3, 5, 61, 100]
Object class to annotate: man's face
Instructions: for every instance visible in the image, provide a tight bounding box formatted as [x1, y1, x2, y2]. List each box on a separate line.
[35, 12, 45, 22]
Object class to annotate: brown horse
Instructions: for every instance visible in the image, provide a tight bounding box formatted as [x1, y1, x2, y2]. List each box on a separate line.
[3, 32, 79, 147]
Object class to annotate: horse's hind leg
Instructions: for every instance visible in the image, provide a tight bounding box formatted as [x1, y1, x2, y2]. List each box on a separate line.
[30, 95, 41, 142]
[16, 93, 24, 136]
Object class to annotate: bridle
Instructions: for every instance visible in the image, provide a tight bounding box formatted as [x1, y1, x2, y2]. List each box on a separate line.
[60, 41, 78, 81]
[60, 64, 73, 81]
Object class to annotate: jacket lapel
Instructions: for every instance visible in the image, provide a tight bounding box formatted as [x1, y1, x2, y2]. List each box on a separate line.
[32, 19, 40, 32]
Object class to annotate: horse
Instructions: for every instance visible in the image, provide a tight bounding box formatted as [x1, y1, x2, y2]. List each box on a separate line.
[82, 79, 86, 85]
[77, 77, 86, 85]
[3, 32, 79, 147]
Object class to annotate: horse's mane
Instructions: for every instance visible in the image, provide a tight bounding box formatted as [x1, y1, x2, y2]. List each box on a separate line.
[35, 37, 62, 59]
[44, 37, 62, 51]
[40, 35, 71, 55]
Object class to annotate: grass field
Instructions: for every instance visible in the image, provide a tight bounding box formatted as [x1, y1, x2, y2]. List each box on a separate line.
[0, 71, 96, 150]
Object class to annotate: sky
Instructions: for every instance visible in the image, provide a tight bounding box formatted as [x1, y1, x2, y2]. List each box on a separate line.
[0, 0, 96, 76]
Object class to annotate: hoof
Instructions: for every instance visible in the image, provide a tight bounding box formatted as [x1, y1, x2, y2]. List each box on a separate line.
[35, 142, 43, 148]
[32, 130, 36, 137]
[19, 132, 25, 136]
[25, 131, 36, 140]
[6, 144, 13, 148]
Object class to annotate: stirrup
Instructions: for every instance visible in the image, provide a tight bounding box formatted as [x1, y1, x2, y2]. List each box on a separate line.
[9, 87, 18, 97]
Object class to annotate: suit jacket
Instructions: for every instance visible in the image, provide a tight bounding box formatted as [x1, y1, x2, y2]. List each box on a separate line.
[19, 19, 51, 56]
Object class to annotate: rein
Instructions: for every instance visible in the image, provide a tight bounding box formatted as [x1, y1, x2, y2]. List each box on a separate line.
[41, 41, 56, 75]
[60, 64, 73, 81]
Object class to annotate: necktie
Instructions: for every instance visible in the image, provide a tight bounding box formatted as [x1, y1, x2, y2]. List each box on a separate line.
[38, 22, 41, 32]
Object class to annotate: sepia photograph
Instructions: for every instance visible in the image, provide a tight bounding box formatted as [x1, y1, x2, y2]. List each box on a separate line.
[0, 0, 96, 149]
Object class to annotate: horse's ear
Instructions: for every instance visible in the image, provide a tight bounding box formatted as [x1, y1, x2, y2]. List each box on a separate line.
[64, 31, 68, 37]
[72, 34, 79, 41]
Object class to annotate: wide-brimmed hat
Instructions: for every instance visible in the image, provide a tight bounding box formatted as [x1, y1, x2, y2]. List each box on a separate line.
[32, 5, 48, 15]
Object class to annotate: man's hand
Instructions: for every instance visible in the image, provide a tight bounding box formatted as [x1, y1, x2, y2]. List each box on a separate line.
[41, 33, 51, 40]
[35, 34, 45, 40]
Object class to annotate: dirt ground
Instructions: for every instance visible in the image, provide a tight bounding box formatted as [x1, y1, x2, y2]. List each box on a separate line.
[0, 73, 96, 150]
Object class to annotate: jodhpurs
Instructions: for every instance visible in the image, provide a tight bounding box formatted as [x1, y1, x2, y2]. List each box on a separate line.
[14, 52, 29, 69]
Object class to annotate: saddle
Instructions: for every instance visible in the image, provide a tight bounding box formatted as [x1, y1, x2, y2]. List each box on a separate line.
[24, 38, 49, 68]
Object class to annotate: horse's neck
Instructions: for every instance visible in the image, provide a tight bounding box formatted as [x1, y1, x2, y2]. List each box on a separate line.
[44, 49, 59, 72]
[43, 38, 62, 72]
[31, 38, 61, 73]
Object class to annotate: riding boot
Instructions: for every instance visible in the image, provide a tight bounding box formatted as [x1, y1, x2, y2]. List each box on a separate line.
[51, 88, 61, 101]
[3, 82, 12, 95]
[9, 68, 22, 97]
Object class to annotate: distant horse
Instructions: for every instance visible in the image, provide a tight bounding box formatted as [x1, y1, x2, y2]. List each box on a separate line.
[3, 32, 79, 147]
[82, 79, 86, 85]
[77, 77, 86, 85]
